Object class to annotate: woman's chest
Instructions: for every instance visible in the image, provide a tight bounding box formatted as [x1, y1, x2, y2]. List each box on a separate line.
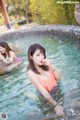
[38, 71, 52, 81]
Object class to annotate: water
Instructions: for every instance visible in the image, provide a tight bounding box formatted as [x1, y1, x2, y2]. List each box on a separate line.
[0, 33, 80, 120]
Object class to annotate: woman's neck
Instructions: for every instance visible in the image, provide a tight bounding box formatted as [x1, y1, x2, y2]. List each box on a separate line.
[34, 63, 40, 70]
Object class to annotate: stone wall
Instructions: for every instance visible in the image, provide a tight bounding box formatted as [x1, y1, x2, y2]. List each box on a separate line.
[0, 25, 80, 41]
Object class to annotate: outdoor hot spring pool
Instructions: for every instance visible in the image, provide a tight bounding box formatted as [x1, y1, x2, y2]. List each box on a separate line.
[0, 33, 80, 120]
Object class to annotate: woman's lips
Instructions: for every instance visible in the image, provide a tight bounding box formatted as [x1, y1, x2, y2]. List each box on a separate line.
[40, 60, 45, 65]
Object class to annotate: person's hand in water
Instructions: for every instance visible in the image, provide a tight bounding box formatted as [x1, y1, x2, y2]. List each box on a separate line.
[54, 104, 65, 116]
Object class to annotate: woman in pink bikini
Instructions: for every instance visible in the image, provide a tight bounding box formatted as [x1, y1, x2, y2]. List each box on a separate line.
[27, 44, 64, 116]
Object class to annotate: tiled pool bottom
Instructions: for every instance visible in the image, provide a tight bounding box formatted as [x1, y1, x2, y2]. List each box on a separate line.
[0, 32, 80, 120]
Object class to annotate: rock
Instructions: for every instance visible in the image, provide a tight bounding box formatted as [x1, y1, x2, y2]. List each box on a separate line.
[43, 88, 80, 120]
[63, 88, 80, 120]
[74, 4, 80, 25]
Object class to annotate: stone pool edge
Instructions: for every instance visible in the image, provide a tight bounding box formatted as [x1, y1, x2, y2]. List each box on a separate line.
[0, 25, 80, 40]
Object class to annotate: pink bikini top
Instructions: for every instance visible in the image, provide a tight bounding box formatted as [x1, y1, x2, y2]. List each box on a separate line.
[39, 70, 57, 92]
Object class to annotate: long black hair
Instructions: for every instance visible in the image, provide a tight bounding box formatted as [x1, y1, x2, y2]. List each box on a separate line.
[27, 44, 49, 74]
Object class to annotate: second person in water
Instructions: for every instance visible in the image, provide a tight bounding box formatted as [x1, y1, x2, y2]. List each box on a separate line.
[0, 42, 16, 66]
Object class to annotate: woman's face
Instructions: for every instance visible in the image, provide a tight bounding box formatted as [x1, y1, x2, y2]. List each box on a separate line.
[0, 46, 6, 53]
[31, 49, 45, 66]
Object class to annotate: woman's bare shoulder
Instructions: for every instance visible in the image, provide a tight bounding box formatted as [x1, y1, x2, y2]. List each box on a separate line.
[27, 70, 39, 81]
[27, 69, 35, 77]
[9, 50, 15, 55]
[9, 51, 16, 58]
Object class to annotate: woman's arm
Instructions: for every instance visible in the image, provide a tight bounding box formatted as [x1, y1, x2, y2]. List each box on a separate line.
[0, 54, 10, 64]
[27, 70, 64, 116]
[43, 59, 61, 81]
[50, 64, 61, 81]
[0, 51, 16, 64]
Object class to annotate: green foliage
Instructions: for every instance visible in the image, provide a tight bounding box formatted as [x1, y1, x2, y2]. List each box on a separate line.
[10, 16, 15, 21]
[0, 14, 4, 25]
[29, 0, 77, 25]
[5, 0, 29, 20]
[4, 0, 78, 25]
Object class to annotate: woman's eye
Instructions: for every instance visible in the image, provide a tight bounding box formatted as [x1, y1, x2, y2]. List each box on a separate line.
[36, 53, 44, 56]
[36, 54, 39, 56]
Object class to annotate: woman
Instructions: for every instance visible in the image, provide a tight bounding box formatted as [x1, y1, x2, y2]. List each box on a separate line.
[27, 44, 64, 116]
[0, 42, 16, 66]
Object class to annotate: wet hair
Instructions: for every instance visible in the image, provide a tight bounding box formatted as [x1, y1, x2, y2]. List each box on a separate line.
[0, 42, 13, 58]
[27, 44, 49, 74]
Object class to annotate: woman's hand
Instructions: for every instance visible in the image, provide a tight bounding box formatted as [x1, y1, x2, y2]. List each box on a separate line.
[42, 59, 52, 67]
[42, 59, 61, 80]
[54, 104, 64, 116]
[42, 59, 56, 70]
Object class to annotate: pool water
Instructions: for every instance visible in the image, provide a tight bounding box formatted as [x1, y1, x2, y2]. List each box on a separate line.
[0, 33, 80, 120]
